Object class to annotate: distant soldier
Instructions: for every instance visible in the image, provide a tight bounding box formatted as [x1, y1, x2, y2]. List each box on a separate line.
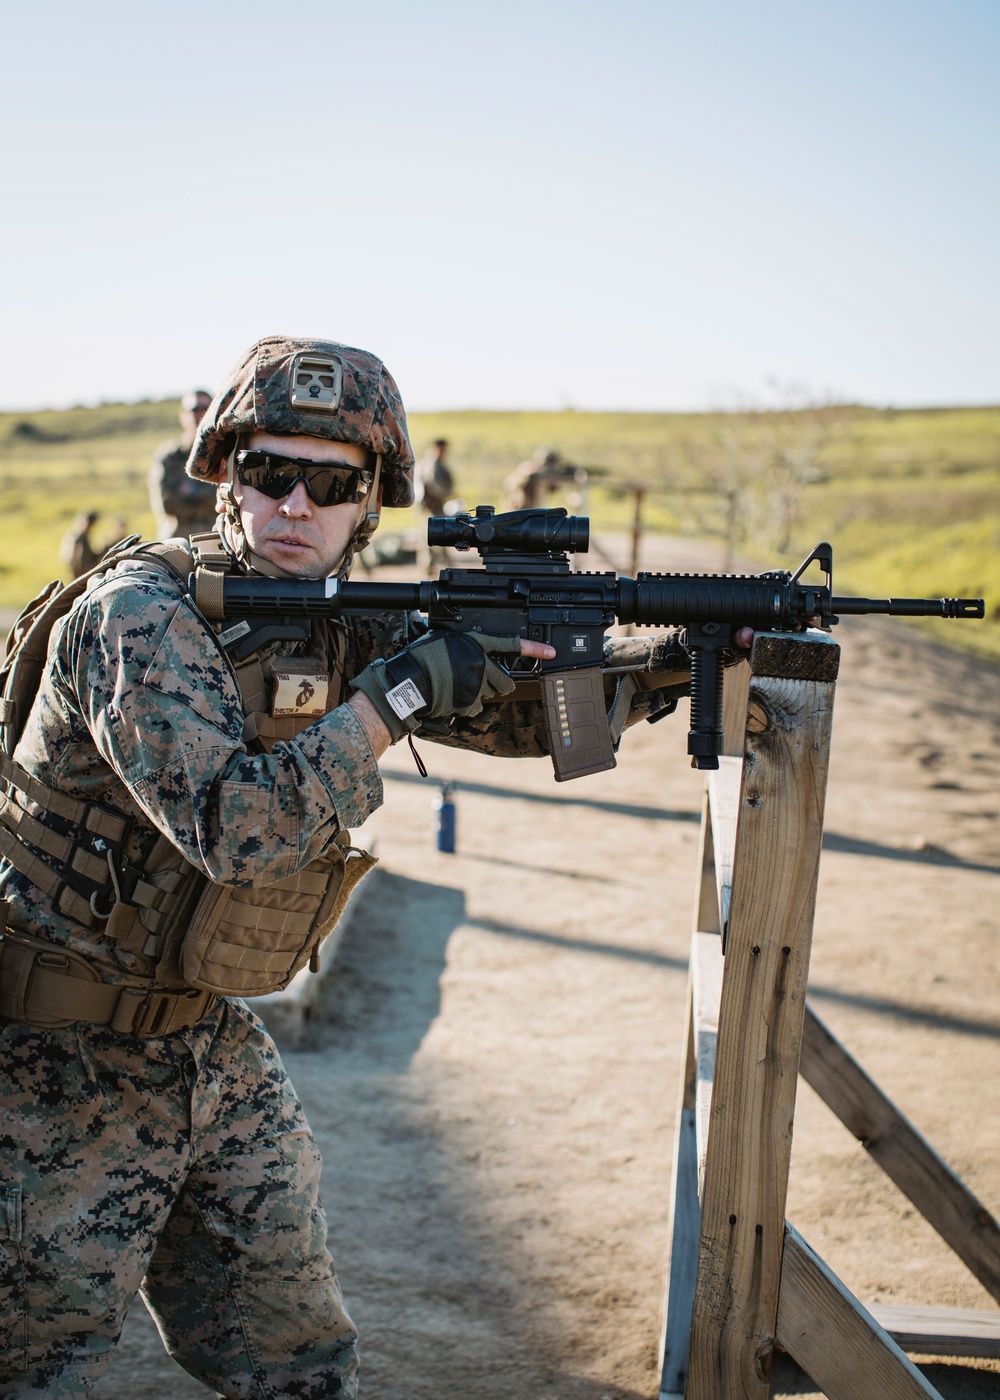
[148, 388, 218, 538]
[502, 446, 578, 511]
[416, 438, 457, 574]
[416, 438, 455, 516]
[59, 510, 100, 579]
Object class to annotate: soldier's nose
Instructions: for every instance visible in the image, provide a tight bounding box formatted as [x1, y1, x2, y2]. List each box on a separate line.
[280, 482, 313, 516]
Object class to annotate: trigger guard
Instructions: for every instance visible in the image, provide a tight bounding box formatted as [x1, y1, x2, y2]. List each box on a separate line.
[506, 655, 542, 677]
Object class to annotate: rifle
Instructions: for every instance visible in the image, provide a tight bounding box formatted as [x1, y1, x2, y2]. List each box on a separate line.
[198, 506, 985, 781]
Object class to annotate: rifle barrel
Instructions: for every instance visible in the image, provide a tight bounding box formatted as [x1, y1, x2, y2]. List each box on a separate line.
[832, 596, 985, 619]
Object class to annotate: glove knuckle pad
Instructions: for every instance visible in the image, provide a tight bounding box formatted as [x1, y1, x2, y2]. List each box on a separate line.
[445, 633, 487, 709]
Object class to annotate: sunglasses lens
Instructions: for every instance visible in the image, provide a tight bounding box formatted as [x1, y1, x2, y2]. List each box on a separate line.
[305, 465, 372, 507]
[236, 452, 371, 507]
[236, 457, 292, 499]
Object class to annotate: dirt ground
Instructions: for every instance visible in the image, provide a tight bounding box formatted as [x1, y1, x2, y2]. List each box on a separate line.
[92, 535, 1000, 1400]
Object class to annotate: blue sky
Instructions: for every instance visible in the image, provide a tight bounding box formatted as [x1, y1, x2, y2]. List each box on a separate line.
[1, 0, 996, 411]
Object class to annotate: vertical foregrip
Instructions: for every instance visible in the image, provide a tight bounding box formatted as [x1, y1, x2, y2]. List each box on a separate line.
[686, 645, 724, 770]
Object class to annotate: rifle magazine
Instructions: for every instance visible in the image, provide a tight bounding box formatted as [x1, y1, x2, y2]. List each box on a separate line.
[540, 667, 617, 782]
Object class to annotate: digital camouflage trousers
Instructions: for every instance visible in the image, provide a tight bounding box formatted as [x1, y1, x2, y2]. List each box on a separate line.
[0, 998, 358, 1399]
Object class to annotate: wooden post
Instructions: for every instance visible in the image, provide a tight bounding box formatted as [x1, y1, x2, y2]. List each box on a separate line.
[629, 485, 646, 577]
[686, 631, 839, 1399]
[658, 627, 1000, 1399]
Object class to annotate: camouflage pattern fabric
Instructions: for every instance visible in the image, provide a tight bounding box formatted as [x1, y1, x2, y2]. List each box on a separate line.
[0, 999, 357, 1398]
[187, 337, 415, 508]
[0, 555, 410, 1395]
[1, 557, 387, 974]
[0, 540, 689, 1395]
[148, 441, 219, 539]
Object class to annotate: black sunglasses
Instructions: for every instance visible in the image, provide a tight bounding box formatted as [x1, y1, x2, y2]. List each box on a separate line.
[235, 450, 374, 508]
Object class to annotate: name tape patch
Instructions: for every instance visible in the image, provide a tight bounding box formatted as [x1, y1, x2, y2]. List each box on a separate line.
[273, 671, 330, 718]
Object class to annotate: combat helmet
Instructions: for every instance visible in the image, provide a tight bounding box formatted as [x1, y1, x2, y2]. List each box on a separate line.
[187, 336, 415, 508]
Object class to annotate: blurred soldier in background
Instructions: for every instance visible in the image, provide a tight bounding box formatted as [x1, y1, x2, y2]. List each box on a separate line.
[59, 510, 100, 578]
[503, 445, 583, 511]
[416, 437, 454, 516]
[148, 388, 218, 538]
[416, 437, 457, 574]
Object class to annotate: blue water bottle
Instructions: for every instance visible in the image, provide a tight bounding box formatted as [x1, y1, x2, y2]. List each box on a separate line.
[435, 781, 456, 853]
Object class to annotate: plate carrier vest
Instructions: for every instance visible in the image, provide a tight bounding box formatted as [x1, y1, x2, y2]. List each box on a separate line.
[0, 534, 376, 1036]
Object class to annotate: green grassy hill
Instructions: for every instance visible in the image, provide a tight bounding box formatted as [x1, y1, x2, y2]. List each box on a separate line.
[1, 399, 997, 661]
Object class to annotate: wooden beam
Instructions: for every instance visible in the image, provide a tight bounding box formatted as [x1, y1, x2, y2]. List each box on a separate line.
[659, 1112, 699, 1399]
[801, 1006, 1000, 1306]
[660, 987, 701, 1397]
[705, 758, 741, 945]
[692, 931, 724, 1190]
[776, 1225, 945, 1398]
[722, 657, 750, 759]
[687, 631, 840, 1400]
[695, 789, 721, 935]
[868, 1304, 1000, 1359]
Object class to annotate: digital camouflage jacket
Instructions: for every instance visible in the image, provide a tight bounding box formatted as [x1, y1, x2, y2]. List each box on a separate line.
[0, 551, 690, 984]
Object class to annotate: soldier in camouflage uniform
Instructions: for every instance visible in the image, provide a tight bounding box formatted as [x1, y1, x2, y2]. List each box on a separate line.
[0, 336, 704, 1398]
[148, 388, 219, 539]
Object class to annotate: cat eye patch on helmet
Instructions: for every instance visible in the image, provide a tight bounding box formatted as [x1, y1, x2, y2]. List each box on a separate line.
[235, 450, 374, 508]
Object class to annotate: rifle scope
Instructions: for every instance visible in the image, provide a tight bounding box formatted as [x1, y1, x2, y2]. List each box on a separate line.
[427, 506, 588, 555]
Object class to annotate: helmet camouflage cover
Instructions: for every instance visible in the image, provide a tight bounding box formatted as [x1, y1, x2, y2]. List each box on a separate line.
[186, 336, 415, 507]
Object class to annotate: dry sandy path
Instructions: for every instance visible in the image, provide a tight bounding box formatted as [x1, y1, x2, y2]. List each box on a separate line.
[93, 536, 1000, 1399]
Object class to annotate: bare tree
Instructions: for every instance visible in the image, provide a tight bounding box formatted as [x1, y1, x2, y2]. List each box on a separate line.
[677, 389, 846, 567]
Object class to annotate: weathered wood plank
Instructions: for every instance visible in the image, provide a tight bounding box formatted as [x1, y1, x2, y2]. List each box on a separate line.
[868, 1304, 1000, 1359]
[776, 1226, 945, 1397]
[687, 631, 839, 1400]
[695, 789, 721, 935]
[660, 986, 700, 1396]
[706, 757, 741, 943]
[801, 1005, 1000, 1306]
[722, 657, 750, 758]
[692, 931, 724, 1191]
[660, 1106, 701, 1395]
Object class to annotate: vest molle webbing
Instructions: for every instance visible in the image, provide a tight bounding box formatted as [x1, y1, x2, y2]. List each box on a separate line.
[0, 536, 375, 1023]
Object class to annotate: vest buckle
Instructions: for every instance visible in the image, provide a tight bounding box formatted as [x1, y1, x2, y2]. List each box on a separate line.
[111, 986, 215, 1038]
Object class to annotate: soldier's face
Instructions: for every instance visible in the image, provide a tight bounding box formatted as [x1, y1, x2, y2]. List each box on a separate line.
[233, 431, 372, 577]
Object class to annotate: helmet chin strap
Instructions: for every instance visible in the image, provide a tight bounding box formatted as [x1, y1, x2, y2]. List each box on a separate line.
[219, 443, 382, 580]
[218, 442, 257, 571]
[341, 454, 382, 577]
